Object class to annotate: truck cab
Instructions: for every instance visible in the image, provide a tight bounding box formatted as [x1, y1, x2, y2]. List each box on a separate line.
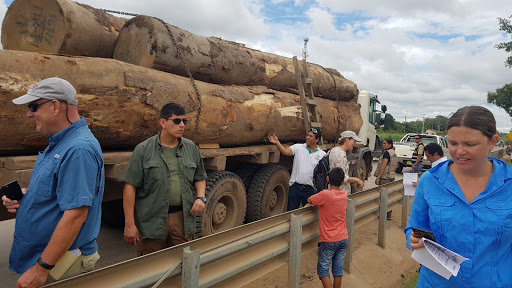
[346, 90, 386, 191]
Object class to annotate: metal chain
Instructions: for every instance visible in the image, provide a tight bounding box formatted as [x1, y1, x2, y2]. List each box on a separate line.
[153, 17, 203, 141]
[100, 9, 203, 141]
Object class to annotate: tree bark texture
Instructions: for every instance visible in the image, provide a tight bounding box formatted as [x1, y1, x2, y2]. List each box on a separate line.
[113, 15, 358, 101]
[1, 0, 126, 58]
[0, 50, 363, 155]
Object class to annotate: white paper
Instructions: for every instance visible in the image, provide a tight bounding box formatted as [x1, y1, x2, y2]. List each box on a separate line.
[403, 173, 418, 196]
[411, 238, 469, 279]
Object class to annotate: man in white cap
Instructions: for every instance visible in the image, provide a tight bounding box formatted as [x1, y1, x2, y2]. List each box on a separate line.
[2, 77, 104, 287]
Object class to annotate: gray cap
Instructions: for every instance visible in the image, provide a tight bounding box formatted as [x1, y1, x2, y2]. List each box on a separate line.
[339, 130, 362, 142]
[12, 77, 78, 105]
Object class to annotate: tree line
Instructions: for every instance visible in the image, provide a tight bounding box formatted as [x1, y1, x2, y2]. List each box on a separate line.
[381, 114, 450, 135]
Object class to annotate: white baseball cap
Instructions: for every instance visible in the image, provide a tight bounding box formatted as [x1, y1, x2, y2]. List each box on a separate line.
[338, 130, 362, 142]
[12, 77, 78, 105]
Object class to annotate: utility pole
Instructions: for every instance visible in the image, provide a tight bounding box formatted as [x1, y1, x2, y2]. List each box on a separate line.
[421, 113, 427, 133]
[404, 116, 407, 133]
[302, 38, 309, 61]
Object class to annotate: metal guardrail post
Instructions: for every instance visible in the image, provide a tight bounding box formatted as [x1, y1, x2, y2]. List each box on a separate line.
[378, 187, 389, 248]
[344, 198, 356, 274]
[288, 214, 303, 288]
[182, 247, 200, 288]
[401, 192, 410, 229]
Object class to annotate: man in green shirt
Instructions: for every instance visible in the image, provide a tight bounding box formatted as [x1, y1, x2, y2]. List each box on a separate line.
[121, 103, 207, 256]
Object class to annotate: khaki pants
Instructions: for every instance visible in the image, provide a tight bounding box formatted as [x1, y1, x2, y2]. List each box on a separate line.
[46, 251, 100, 283]
[136, 211, 194, 256]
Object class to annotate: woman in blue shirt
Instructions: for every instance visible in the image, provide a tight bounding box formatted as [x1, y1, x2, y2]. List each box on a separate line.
[405, 106, 512, 288]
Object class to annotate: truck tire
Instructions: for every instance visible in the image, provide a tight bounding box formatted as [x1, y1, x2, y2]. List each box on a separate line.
[395, 163, 404, 174]
[351, 160, 367, 193]
[235, 164, 261, 191]
[245, 165, 290, 223]
[197, 171, 246, 237]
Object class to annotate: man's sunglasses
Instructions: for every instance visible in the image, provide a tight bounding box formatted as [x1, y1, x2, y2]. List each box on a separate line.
[310, 128, 319, 134]
[27, 99, 53, 112]
[165, 118, 188, 125]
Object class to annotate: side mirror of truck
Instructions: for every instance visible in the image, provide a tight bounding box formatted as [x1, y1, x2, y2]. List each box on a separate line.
[381, 105, 387, 113]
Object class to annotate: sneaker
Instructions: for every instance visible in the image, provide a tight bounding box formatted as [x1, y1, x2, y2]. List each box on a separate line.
[386, 210, 392, 220]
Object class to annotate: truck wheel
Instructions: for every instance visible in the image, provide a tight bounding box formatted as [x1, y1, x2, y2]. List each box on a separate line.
[395, 163, 404, 174]
[245, 165, 290, 223]
[235, 164, 261, 191]
[351, 160, 367, 193]
[197, 171, 246, 237]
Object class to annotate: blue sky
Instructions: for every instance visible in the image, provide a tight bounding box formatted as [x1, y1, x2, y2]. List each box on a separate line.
[1, 0, 512, 131]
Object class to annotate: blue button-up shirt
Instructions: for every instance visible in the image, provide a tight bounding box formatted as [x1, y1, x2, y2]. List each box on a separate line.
[405, 158, 512, 288]
[9, 118, 104, 274]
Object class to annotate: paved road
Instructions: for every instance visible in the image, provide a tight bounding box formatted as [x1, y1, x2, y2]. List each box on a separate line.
[0, 160, 408, 286]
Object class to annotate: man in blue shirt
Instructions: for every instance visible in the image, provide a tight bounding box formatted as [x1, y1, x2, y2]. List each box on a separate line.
[2, 77, 104, 287]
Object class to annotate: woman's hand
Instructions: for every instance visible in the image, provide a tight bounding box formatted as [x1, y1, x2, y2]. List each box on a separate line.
[409, 231, 425, 250]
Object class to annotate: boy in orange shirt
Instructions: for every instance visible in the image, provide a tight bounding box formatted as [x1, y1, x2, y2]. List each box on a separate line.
[307, 167, 348, 288]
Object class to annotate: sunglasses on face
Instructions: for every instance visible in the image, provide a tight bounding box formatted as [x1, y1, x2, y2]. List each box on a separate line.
[166, 117, 188, 125]
[28, 100, 53, 112]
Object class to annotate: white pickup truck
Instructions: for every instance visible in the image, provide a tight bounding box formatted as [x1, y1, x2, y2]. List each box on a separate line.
[394, 133, 449, 173]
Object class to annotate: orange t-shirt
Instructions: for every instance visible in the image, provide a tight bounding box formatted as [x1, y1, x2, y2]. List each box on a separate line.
[310, 189, 348, 243]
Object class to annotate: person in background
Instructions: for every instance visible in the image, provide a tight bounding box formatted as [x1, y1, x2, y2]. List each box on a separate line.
[269, 128, 326, 210]
[412, 135, 425, 173]
[2, 77, 104, 287]
[424, 143, 448, 168]
[405, 106, 512, 287]
[306, 167, 349, 288]
[329, 131, 364, 194]
[122, 103, 207, 256]
[374, 138, 398, 185]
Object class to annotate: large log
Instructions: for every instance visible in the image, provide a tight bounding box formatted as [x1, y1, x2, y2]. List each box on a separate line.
[1, 0, 126, 58]
[113, 15, 358, 101]
[0, 50, 363, 155]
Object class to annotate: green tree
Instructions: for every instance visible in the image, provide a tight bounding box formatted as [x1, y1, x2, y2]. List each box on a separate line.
[488, 15, 512, 117]
[383, 113, 396, 131]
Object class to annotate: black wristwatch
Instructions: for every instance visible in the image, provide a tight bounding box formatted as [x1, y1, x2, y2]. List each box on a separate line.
[37, 257, 55, 270]
[196, 196, 207, 203]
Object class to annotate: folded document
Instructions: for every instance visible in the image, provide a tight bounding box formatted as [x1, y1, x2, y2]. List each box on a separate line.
[411, 238, 468, 279]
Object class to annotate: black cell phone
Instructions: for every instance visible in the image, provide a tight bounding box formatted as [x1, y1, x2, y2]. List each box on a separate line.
[412, 227, 436, 242]
[1, 181, 24, 201]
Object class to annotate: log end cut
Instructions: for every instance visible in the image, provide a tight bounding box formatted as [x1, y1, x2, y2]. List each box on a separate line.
[1, 0, 66, 53]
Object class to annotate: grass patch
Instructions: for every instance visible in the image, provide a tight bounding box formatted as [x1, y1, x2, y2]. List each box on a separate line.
[400, 271, 419, 288]
[377, 131, 405, 143]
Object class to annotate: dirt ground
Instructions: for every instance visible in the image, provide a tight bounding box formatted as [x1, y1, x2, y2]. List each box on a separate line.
[242, 203, 419, 288]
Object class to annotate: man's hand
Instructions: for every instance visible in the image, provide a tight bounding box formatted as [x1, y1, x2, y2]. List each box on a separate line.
[16, 263, 50, 288]
[375, 178, 380, 185]
[356, 178, 364, 188]
[409, 232, 425, 250]
[2, 188, 27, 213]
[304, 203, 313, 208]
[412, 164, 417, 170]
[412, 181, 418, 187]
[124, 223, 139, 246]
[268, 134, 279, 145]
[190, 199, 205, 215]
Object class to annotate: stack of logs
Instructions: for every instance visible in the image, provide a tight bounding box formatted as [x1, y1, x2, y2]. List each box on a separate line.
[0, 0, 363, 155]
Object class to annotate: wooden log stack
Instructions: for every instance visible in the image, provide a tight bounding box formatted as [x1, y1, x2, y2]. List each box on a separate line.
[0, 0, 363, 155]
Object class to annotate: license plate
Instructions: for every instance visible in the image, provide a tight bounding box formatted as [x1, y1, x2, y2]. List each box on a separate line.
[407, 161, 412, 166]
